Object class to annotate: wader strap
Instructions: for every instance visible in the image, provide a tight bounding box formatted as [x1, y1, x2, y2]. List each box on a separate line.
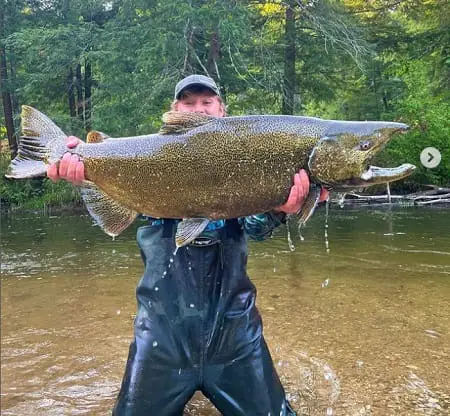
[225, 219, 243, 240]
[162, 219, 177, 238]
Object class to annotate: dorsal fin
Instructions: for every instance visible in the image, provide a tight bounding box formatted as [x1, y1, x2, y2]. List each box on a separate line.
[159, 111, 216, 134]
[86, 131, 110, 143]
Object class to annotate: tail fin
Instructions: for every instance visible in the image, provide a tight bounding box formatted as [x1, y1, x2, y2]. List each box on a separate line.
[5, 105, 67, 178]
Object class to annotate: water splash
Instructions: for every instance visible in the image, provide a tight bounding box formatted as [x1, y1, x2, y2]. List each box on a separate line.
[337, 193, 346, 208]
[162, 247, 180, 278]
[286, 216, 296, 252]
[284, 351, 341, 415]
[324, 199, 330, 254]
[321, 278, 330, 288]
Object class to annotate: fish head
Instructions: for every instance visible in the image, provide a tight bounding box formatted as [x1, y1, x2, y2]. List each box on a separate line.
[308, 121, 416, 190]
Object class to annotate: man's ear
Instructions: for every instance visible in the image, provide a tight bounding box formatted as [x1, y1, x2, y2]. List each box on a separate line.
[219, 102, 226, 117]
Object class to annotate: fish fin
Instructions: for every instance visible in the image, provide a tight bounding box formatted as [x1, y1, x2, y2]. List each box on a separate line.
[80, 181, 138, 237]
[175, 218, 210, 247]
[86, 131, 110, 143]
[5, 105, 67, 178]
[297, 184, 322, 229]
[159, 111, 216, 134]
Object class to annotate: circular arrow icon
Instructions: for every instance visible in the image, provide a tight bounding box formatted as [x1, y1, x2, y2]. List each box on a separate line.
[420, 147, 441, 168]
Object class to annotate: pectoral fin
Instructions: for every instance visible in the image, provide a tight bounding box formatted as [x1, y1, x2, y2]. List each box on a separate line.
[297, 184, 322, 228]
[175, 218, 210, 247]
[80, 182, 138, 237]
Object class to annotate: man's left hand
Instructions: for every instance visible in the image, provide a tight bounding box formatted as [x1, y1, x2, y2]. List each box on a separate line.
[275, 169, 329, 214]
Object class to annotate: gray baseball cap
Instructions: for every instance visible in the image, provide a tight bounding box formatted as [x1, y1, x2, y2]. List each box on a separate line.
[174, 74, 220, 99]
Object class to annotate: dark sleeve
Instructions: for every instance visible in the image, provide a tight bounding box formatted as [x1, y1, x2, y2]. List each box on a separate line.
[240, 211, 287, 241]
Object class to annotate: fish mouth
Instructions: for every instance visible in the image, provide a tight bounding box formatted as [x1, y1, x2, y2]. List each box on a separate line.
[334, 163, 416, 189]
[360, 163, 416, 185]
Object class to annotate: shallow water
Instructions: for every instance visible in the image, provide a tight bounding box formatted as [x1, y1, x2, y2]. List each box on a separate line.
[1, 206, 449, 415]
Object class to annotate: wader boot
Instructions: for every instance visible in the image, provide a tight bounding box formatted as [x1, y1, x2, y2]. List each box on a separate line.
[113, 220, 296, 416]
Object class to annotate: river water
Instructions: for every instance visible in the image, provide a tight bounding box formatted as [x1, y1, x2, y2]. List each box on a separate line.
[1, 206, 449, 415]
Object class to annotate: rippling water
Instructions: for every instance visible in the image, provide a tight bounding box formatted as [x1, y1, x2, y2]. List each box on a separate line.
[1, 206, 449, 415]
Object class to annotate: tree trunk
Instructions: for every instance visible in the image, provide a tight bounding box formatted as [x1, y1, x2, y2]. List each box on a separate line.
[207, 31, 220, 80]
[282, 1, 296, 115]
[183, 24, 194, 76]
[84, 60, 92, 131]
[68, 67, 76, 118]
[8, 47, 19, 121]
[0, 44, 17, 159]
[75, 63, 83, 124]
[0, 3, 17, 159]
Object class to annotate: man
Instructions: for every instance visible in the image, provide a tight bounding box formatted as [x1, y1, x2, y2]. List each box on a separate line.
[48, 74, 327, 415]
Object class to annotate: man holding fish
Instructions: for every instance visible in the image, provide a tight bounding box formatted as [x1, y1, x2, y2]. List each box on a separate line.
[47, 75, 325, 415]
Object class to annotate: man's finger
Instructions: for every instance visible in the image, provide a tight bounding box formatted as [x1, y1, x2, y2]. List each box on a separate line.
[74, 161, 85, 184]
[319, 188, 329, 202]
[66, 136, 82, 148]
[66, 154, 79, 182]
[297, 170, 310, 197]
[47, 163, 59, 182]
[59, 153, 72, 178]
[286, 185, 298, 208]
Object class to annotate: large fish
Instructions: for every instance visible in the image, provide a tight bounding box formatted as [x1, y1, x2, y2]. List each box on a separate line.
[6, 106, 415, 246]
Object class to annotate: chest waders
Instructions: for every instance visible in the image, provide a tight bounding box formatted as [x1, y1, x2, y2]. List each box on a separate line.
[113, 220, 296, 416]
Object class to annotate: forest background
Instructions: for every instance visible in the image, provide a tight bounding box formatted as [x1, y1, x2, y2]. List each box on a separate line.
[1, 0, 448, 209]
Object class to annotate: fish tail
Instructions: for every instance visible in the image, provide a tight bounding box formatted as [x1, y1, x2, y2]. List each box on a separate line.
[5, 105, 68, 178]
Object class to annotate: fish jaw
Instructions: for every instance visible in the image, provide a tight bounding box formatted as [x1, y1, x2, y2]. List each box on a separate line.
[336, 163, 416, 189]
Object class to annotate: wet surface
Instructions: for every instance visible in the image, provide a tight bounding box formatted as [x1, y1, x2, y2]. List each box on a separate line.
[1, 206, 449, 415]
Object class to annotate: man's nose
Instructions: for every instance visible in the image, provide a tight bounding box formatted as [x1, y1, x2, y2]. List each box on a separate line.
[193, 103, 206, 113]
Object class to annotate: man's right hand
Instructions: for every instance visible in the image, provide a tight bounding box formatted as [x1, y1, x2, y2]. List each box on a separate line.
[47, 136, 85, 185]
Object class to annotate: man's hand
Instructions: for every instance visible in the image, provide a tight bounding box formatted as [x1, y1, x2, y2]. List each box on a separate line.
[47, 136, 85, 185]
[275, 169, 329, 214]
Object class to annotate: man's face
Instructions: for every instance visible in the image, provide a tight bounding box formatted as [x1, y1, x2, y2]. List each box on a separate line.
[174, 90, 225, 117]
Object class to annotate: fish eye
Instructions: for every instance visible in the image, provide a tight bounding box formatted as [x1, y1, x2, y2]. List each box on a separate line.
[359, 140, 371, 150]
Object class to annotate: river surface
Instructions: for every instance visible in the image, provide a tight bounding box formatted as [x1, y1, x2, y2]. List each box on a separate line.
[1, 206, 449, 415]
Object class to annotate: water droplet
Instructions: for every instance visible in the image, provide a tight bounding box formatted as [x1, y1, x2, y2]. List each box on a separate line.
[154, 286, 159, 291]
[116, 309, 121, 315]
[152, 341, 158, 347]
[189, 303, 195, 308]
[286, 220, 295, 251]
[178, 368, 181, 375]
[148, 301, 152, 308]
[321, 278, 330, 288]
[169, 258, 174, 263]
[173, 247, 179, 256]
